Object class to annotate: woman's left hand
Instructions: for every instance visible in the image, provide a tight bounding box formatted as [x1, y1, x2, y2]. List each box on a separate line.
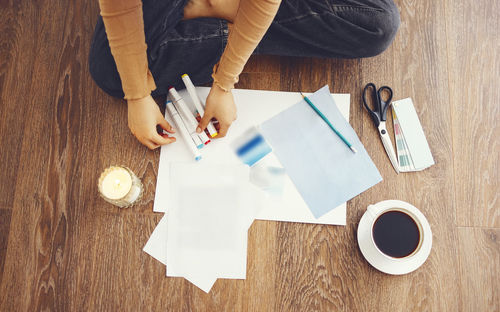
[197, 84, 237, 137]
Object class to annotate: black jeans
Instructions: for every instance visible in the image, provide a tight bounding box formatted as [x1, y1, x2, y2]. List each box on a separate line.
[89, 0, 400, 98]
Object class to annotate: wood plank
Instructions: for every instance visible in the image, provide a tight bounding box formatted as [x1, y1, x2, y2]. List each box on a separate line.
[65, 212, 184, 311]
[0, 0, 102, 310]
[0, 1, 33, 208]
[0, 209, 12, 284]
[279, 56, 334, 93]
[458, 227, 499, 311]
[445, 0, 500, 227]
[371, 0, 460, 310]
[241, 220, 278, 311]
[243, 55, 281, 74]
[237, 72, 281, 90]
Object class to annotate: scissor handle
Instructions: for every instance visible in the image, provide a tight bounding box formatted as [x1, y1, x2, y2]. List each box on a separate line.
[377, 86, 393, 122]
[362, 83, 382, 127]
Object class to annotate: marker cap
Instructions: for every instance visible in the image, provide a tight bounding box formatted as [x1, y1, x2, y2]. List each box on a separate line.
[168, 87, 182, 102]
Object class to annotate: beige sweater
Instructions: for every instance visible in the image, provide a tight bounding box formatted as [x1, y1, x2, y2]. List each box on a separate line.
[98, 0, 281, 99]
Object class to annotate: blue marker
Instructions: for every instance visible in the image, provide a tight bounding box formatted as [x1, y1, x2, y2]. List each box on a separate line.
[232, 127, 272, 166]
[236, 134, 272, 166]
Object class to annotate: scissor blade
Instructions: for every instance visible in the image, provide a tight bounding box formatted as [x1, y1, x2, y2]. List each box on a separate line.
[379, 124, 400, 174]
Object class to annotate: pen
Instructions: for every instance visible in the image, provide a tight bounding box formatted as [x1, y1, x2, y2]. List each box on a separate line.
[169, 87, 210, 148]
[300, 92, 357, 153]
[181, 74, 218, 138]
[166, 101, 202, 161]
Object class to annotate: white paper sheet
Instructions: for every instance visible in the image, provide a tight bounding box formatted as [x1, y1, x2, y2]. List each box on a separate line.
[181, 184, 264, 291]
[143, 183, 265, 293]
[160, 164, 265, 291]
[143, 214, 169, 265]
[154, 88, 350, 225]
[166, 163, 248, 275]
[143, 213, 218, 292]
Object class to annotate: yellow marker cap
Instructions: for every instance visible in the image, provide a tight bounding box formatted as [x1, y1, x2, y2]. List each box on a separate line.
[181, 74, 188, 78]
[211, 132, 218, 138]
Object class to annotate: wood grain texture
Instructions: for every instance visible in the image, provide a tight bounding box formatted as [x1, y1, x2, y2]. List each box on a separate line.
[0, 1, 100, 310]
[237, 72, 281, 91]
[0, 1, 32, 208]
[353, 0, 461, 310]
[445, 0, 500, 227]
[458, 228, 499, 311]
[243, 55, 281, 74]
[0, 209, 12, 284]
[0, 0, 498, 311]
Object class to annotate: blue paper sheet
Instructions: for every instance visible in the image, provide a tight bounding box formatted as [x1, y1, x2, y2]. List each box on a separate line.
[260, 85, 382, 218]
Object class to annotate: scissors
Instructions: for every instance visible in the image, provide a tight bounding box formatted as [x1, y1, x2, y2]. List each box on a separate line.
[362, 83, 400, 174]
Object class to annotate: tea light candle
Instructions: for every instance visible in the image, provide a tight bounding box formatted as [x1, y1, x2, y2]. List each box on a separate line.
[98, 166, 143, 208]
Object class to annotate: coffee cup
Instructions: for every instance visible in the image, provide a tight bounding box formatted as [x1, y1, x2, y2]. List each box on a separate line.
[357, 200, 432, 275]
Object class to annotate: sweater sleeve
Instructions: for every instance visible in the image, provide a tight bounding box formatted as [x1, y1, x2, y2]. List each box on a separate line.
[98, 0, 156, 100]
[212, 0, 281, 91]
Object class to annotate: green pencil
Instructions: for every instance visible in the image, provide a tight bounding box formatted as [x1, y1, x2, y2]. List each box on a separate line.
[300, 92, 357, 153]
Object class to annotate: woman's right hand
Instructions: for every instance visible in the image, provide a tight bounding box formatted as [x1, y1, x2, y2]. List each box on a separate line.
[127, 95, 176, 149]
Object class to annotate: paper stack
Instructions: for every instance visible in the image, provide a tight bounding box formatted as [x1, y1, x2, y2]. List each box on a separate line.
[144, 163, 264, 292]
[144, 87, 354, 292]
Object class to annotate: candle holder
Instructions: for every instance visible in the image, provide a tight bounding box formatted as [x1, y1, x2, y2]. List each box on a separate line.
[98, 166, 143, 208]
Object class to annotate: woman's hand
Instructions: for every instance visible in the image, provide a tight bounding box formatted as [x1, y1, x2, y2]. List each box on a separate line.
[127, 95, 176, 149]
[197, 84, 237, 137]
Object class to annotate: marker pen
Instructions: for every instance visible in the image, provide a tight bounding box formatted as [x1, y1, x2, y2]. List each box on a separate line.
[168, 88, 204, 148]
[181, 74, 218, 138]
[168, 87, 211, 146]
[166, 101, 201, 161]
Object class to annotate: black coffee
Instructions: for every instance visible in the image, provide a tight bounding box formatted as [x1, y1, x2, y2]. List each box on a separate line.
[372, 210, 420, 258]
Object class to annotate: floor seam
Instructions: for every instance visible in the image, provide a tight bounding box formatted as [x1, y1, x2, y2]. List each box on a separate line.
[456, 225, 500, 230]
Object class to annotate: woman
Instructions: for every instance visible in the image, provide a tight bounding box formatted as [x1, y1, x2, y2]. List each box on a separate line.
[89, 0, 399, 149]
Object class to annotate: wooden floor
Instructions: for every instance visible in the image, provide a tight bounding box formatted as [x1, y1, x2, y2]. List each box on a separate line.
[0, 0, 498, 311]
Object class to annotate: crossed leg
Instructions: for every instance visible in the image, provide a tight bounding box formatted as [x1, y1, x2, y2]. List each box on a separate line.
[89, 0, 400, 98]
